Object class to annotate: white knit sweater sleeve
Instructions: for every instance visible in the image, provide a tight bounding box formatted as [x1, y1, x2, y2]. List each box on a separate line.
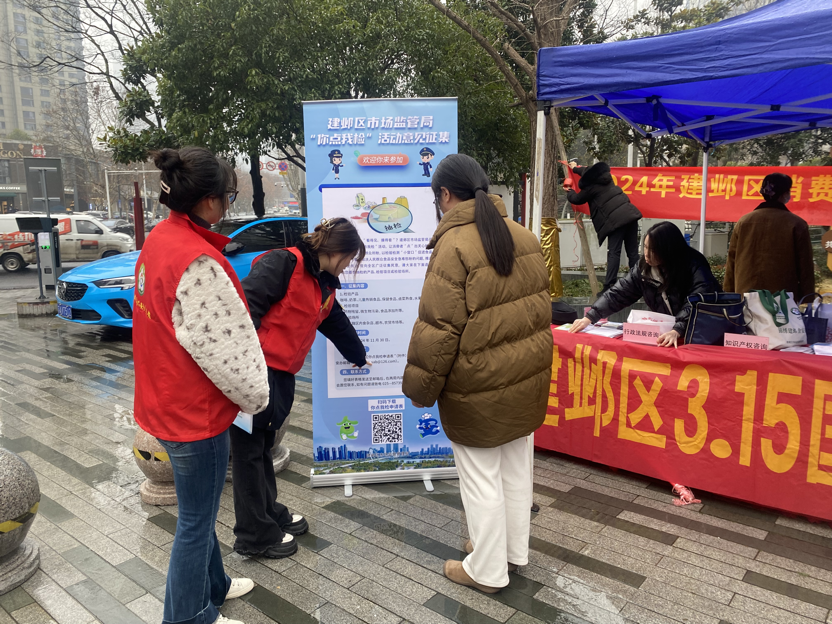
[172, 255, 270, 415]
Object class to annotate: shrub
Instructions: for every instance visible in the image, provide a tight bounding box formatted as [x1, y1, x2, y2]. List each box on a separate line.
[707, 254, 727, 285]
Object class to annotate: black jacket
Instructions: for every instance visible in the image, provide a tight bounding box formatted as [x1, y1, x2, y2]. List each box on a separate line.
[566, 163, 642, 243]
[241, 241, 366, 429]
[586, 248, 720, 336]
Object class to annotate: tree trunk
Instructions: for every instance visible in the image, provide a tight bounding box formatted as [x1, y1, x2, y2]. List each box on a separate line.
[529, 112, 564, 298]
[548, 110, 600, 299]
[576, 215, 600, 299]
[249, 152, 265, 218]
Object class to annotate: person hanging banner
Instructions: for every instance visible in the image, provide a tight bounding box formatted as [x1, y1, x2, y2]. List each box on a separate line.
[566, 166, 832, 225]
[303, 98, 459, 490]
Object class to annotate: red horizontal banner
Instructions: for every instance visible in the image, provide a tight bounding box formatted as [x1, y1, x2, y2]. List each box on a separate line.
[536, 329, 832, 521]
[567, 166, 832, 225]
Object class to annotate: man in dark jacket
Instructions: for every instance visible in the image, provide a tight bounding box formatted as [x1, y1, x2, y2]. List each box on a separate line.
[566, 162, 642, 291]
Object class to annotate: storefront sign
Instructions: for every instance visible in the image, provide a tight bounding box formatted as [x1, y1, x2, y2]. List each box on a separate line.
[538, 329, 832, 521]
[303, 98, 459, 487]
[568, 166, 832, 225]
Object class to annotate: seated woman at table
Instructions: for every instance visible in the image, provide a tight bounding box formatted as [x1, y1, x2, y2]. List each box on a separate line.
[569, 221, 720, 347]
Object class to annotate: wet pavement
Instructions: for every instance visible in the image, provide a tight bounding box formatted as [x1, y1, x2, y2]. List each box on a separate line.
[0, 264, 86, 292]
[2, 309, 832, 624]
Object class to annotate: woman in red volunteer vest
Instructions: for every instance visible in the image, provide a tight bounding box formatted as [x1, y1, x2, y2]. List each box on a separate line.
[134, 147, 269, 624]
[231, 217, 368, 558]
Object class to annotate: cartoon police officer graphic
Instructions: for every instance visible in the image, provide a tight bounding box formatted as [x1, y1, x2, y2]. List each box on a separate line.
[419, 147, 434, 178]
[328, 149, 344, 180]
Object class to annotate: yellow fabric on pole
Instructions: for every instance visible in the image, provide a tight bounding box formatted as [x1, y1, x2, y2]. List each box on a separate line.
[541, 217, 563, 299]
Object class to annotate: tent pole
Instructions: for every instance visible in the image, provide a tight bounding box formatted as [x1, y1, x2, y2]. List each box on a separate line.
[532, 107, 546, 240]
[698, 147, 709, 254]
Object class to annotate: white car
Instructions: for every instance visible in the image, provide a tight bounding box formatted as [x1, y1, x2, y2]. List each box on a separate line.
[0, 214, 134, 271]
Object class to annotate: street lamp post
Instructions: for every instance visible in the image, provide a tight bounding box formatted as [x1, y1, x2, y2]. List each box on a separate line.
[105, 168, 112, 218]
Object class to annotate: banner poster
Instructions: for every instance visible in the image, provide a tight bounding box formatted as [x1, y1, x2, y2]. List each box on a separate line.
[540, 329, 832, 522]
[302, 98, 459, 488]
[567, 165, 832, 225]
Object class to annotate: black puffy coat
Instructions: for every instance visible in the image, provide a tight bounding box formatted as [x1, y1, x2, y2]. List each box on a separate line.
[566, 163, 642, 243]
[585, 248, 720, 336]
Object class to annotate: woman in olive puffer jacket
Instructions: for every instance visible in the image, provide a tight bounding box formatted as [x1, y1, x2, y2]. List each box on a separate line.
[403, 154, 552, 594]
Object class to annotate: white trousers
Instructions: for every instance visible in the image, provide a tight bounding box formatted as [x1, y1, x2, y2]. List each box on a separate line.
[452, 434, 533, 588]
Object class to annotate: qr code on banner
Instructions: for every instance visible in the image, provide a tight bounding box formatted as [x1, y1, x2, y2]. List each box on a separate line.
[372, 413, 403, 444]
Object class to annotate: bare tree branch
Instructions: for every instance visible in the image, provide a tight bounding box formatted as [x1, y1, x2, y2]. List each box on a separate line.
[501, 42, 535, 82]
[424, 0, 531, 110]
[486, 1, 539, 50]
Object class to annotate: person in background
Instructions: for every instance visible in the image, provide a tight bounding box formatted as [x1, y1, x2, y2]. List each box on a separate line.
[403, 154, 552, 594]
[570, 221, 719, 347]
[565, 161, 642, 291]
[232, 218, 368, 559]
[723, 172, 814, 300]
[133, 147, 270, 624]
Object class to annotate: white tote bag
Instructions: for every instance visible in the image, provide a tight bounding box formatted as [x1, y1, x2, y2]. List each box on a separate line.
[744, 290, 806, 350]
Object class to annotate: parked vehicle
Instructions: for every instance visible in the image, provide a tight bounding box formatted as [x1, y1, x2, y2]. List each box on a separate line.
[0, 235, 36, 272]
[102, 219, 135, 238]
[55, 216, 308, 327]
[0, 214, 134, 270]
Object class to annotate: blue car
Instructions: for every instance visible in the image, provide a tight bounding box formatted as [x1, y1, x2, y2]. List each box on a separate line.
[55, 216, 308, 328]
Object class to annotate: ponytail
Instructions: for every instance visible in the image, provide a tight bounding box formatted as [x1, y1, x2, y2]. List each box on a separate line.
[432, 154, 515, 277]
[474, 189, 515, 277]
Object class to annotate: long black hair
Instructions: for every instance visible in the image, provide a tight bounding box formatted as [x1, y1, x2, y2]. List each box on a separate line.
[638, 221, 696, 296]
[431, 154, 515, 277]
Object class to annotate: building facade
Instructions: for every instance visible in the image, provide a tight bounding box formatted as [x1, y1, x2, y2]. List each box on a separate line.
[0, 0, 86, 137]
[0, 140, 97, 213]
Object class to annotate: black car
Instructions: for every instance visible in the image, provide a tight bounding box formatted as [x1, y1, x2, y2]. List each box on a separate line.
[102, 219, 135, 238]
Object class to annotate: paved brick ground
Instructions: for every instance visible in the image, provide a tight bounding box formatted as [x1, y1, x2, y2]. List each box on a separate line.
[2, 312, 832, 624]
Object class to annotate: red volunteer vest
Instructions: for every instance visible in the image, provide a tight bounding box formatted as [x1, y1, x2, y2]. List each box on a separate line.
[133, 211, 248, 442]
[256, 247, 335, 374]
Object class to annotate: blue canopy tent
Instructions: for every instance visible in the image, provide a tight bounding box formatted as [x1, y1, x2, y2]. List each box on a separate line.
[532, 0, 832, 251]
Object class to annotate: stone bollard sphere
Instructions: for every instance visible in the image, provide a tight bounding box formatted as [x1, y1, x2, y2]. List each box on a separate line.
[133, 429, 177, 505]
[226, 416, 292, 482]
[0, 449, 41, 594]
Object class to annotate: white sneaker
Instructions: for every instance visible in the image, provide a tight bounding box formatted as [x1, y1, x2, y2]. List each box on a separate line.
[225, 577, 254, 600]
[214, 616, 244, 624]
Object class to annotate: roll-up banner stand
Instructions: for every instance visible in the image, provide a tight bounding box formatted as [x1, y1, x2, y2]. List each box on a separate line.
[302, 98, 459, 494]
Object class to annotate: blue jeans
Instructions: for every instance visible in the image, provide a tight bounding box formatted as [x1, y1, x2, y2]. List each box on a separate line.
[158, 431, 232, 624]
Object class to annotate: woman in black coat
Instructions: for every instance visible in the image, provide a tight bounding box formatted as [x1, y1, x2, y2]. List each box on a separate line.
[570, 221, 720, 347]
[566, 161, 642, 291]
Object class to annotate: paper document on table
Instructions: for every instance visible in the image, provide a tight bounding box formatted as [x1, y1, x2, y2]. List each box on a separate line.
[813, 343, 832, 356]
[554, 323, 623, 338]
[585, 326, 624, 338]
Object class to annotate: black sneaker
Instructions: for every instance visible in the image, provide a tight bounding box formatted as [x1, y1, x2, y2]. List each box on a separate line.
[282, 513, 308, 536]
[236, 534, 297, 559]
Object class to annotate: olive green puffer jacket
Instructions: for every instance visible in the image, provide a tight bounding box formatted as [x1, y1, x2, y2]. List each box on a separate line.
[402, 195, 553, 448]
